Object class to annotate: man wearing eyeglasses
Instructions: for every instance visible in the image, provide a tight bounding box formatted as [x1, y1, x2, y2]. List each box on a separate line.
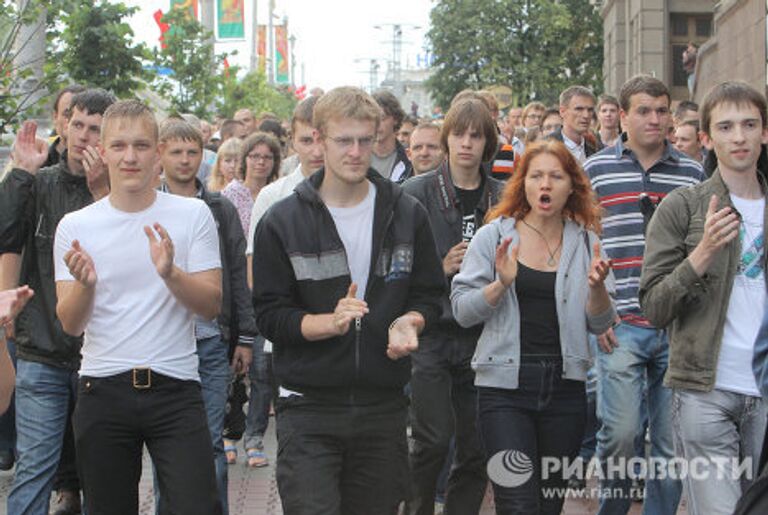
[251, 86, 444, 514]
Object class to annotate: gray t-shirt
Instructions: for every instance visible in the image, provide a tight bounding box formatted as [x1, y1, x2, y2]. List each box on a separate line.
[371, 150, 397, 180]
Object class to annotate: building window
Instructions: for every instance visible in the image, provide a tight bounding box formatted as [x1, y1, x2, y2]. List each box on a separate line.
[670, 13, 713, 89]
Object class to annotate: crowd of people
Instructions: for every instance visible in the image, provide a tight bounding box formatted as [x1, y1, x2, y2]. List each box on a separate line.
[0, 72, 766, 515]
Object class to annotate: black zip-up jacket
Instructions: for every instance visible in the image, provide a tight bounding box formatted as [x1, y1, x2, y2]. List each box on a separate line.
[251, 168, 444, 403]
[392, 140, 414, 183]
[402, 162, 504, 328]
[196, 182, 258, 354]
[0, 158, 90, 369]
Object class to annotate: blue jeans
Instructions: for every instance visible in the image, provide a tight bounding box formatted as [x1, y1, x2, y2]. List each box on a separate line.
[244, 337, 271, 450]
[0, 339, 17, 454]
[8, 359, 77, 515]
[155, 336, 230, 514]
[596, 323, 681, 515]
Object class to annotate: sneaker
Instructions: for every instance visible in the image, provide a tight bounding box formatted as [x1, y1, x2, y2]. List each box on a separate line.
[0, 449, 14, 471]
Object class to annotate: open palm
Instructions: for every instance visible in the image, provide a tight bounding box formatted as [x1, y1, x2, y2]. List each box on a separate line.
[496, 237, 519, 287]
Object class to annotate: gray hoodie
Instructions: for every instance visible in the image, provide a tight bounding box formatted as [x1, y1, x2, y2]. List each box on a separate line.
[450, 216, 616, 389]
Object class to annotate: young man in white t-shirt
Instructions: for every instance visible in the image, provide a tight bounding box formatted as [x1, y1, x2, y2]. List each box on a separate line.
[251, 86, 444, 513]
[53, 100, 224, 515]
[640, 81, 768, 514]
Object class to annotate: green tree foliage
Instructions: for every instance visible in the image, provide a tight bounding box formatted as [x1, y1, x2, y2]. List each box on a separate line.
[426, 0, 604, 109]
[152, 8, 224, 118]
[218, 68, 297, 120]
[54, 1, 149, 98]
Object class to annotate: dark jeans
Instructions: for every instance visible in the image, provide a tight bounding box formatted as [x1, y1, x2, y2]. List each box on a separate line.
[478, 359, 586, 515]
[275, 394, 409, 515]
[73, 371, 220, 515]
[408, 331, 486, 515]
[0, 340, 15, 454]
[53, 397, 80, 493]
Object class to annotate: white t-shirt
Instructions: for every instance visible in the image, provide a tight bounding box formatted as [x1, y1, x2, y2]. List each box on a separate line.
[54, 192, 221, 381]
[327, 182, 376, 299]
[715, 195, 766, 396]
[246, 166, 305, 256]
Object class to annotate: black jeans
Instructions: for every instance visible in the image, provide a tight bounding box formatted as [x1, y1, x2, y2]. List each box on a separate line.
[73, 371, 220, 515]
[478, 359, 586, 515]
[408, 330, 486, 515]
[275, 394, 409, 515]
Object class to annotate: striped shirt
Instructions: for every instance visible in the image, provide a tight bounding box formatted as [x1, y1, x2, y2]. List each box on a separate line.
[585, 136, 705, 327]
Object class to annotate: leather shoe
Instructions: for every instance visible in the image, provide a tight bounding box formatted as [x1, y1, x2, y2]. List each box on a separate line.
[51, 489, 82, 515]
[0, 449, 14, 471]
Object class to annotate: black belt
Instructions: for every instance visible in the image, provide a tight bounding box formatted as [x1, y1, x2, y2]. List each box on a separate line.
[81, 369, 183, 390]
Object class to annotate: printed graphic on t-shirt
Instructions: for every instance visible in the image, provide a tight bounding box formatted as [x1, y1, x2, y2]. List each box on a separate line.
[738, 226, 764, 279]
[462, 215, 476, 242]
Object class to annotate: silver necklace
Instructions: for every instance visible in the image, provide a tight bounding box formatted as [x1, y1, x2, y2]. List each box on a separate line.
[522, 219, 563, 266]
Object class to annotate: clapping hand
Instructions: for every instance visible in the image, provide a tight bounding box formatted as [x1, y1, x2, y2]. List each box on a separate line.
[588, 242, 611, 288]
[11, 121, 48, 174]
[63, 240, 98, 287]
[332, 283, 368, 336]
[144, 223, 175, 279]
[496, 237, 519, 288]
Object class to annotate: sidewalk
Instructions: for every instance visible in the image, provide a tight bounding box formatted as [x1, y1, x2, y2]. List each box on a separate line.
[0, 421, 682, 514]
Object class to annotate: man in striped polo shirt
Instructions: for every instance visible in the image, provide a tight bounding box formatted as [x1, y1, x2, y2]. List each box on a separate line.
[584, 75, 705, 515]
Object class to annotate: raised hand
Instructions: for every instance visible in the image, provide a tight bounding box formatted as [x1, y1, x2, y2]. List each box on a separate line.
[0, 286, 34, 328]
[588, 241, 612, 288]
[11, 121, 48, 174]
[332, 283, 369, 336]
[496, 237, 519, 288]
[386, 316, 419, 360]
[144, 223, 175, 279]
[702, 195, 740, 252]
[83, 144, 109, 199]
[63, 240, 98, 287]
[443, 241, 468, 276]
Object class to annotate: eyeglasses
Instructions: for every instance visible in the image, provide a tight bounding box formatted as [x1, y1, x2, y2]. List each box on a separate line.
[247, 153, 274, 162]
[326, 135, 376, 150]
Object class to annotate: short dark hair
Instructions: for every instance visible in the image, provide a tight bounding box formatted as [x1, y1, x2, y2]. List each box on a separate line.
[291, 95, 319, 133]
[159, 117, 203, 149]
[220, 119, 244, 140]
[70, 88, 117, 118]
[559, 86, 596, 108]
[373, 89, 406, 131]
[700, 81, 767, 136]
[678, 119, 700, 132]
[619, 75, 670, 113]
[597, 94, 620, 110]
[674, 100, 699, 122]
[402, 115, 419, 128]
[440, 98, 498, 162]
[54, 84, 86, 115]
[240, 132, 282, 184]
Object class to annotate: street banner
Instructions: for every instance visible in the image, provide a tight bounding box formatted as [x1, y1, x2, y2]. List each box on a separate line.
[216, 0, 245, 40]
[257, 25, 266, 73]
[275, 25, 289, 84]
[170, 0, 198, 20]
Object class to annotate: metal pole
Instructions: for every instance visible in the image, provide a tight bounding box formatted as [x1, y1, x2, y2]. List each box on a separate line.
[249, 0, 258, 71]
[267, 0, 275, 84]
[289, 34, 296, 86]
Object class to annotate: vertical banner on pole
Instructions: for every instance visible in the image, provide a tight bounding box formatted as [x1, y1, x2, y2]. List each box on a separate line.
[275, 25, 289, 84]
[257, 25, 267, 73]
[216, 0, 245, 40]
[170, 0, 198, 20]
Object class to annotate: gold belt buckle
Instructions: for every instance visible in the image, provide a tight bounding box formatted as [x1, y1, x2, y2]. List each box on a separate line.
[132, 368, 151, 389]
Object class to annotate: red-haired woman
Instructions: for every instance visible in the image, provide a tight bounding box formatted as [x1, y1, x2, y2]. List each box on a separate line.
[451, 140, 616, 514]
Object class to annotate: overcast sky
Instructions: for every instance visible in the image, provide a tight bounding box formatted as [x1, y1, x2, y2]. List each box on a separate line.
[122, 0, 435, 91]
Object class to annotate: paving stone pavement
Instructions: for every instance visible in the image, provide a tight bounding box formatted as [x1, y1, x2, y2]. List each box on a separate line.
[0, 421, 685, 515]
